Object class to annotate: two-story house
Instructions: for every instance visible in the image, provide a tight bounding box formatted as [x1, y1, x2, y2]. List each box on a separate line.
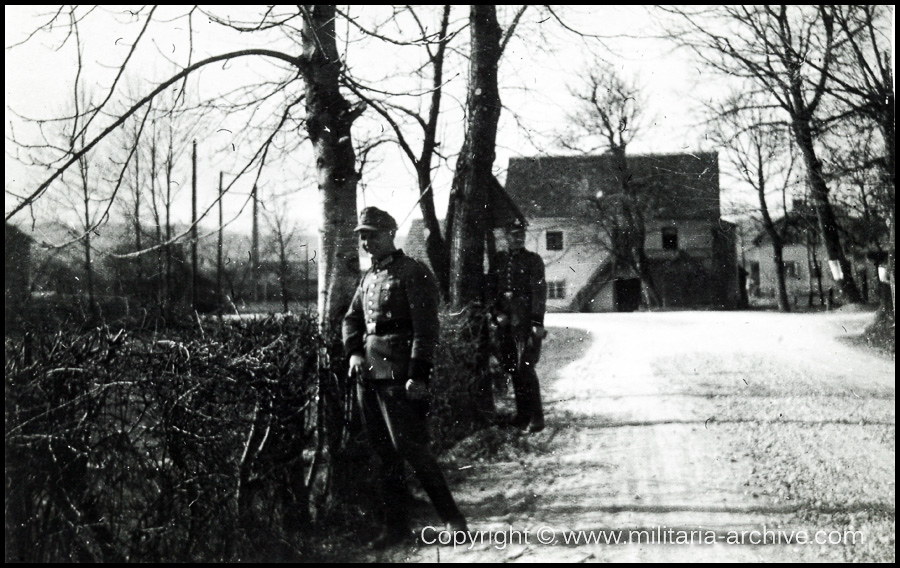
[502, 152, 742, 312]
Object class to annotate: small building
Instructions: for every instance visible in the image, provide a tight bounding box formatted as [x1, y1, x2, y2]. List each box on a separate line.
[404, 176, 526, 272]
[502, 152, 742, 312]
[743, 201, 886, 306]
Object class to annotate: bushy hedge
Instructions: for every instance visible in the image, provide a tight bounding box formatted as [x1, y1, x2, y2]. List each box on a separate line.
[5, 316, 349, 562]
[5, 309, 495, 562]
[428, 309, 496, 450]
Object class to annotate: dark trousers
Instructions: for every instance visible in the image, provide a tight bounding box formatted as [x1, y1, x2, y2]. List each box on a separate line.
[357, 380, 464, 530]
[492, 324, 544, 424]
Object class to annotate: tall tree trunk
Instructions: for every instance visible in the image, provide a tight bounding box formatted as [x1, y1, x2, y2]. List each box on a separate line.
[448, 5, 502, 311]
[418, 5, 452, 300]
[791, 119, 862, 304]
[756, 166, 790, 312]
[771, 240, 791, 312]
[165, 158, 173, 307]
[878, 112, 895, 319]
[445, 5, 503, 426]
[190, 140, 197, 313]
[79, 160, 97, 319]
[133, 148, 143, 290]
[300, 5, 365, 333]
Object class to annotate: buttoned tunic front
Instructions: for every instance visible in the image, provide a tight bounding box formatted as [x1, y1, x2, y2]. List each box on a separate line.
[487, 249, 547, 329]
[343, 249, 440, 381]
[341, 248, 465, 532]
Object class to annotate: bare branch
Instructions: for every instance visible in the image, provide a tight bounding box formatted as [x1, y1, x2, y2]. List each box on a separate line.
[7, 49, 304, 222]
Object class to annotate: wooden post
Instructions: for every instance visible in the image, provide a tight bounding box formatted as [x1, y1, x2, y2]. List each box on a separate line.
[252, 184, 260, 303]
[217, 172, 224, 317]
[191, 140, 198, 312]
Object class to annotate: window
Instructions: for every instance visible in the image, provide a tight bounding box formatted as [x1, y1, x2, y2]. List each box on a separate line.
[548, 280, 566, 299]
[546, 231, 564, 251]
[661, 227, 678, 251]
[782, 260, 801, 279]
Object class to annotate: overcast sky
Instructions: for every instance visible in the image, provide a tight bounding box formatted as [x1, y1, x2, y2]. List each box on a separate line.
[6, 6, 725, 239]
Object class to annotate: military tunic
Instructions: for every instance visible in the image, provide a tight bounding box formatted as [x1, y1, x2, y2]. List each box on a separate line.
[342, 249, 465, 532]
[487, 248, 548, 429]
[343, 249, 439, 380]
[487, 248, 547, 329]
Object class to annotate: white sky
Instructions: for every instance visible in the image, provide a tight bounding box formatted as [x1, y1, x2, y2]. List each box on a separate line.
[5, 5, 727, 240]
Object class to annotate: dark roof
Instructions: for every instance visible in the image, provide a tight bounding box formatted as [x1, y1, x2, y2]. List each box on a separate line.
[505, 152, 721, 221]
[752, 205, 888, 249]
[403, 176, 525, 268]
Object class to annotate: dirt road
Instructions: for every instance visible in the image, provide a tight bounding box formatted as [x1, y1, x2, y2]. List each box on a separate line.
[359, 309, 895, 562]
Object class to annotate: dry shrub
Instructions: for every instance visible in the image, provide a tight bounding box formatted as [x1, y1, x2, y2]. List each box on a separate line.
[428, 308, 496, 451]
[4, 316, 354, 562]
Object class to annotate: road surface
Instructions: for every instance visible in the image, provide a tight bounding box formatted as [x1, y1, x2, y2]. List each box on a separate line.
[357, 309, 895, 562]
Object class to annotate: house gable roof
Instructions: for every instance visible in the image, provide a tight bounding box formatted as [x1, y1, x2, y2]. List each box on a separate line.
[505, 152, 721, 221]
[751, 205, 888, 250]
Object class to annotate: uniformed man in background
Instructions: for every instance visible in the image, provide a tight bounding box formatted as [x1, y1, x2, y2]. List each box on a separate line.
[486, 218, 547, 433]
[342, 206, 468, 549]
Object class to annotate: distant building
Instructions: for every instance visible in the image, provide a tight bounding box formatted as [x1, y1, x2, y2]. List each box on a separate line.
[502, 152, 741, 312]
[406, 153, 742, 312]
[404, 176, 525, 272]
[744, 200, 886, 306]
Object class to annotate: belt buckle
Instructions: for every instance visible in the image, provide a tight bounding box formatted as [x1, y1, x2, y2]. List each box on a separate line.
[503, 291, 514, 299]
[365, 321, 377, 334]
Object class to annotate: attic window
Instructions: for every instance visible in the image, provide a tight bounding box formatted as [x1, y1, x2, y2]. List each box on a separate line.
[546, 231, 564, 251]
[662, 227, 678, 251]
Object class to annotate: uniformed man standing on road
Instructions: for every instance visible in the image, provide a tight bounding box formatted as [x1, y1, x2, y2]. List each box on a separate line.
[342, 206, 468, 550]
[486, 218, 547, 433]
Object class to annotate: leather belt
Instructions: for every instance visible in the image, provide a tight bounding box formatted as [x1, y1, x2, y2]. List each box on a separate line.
[365, 319, 412, 335]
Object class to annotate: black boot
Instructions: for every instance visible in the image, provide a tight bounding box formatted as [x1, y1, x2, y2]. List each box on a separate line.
[367, 525, 415, 550]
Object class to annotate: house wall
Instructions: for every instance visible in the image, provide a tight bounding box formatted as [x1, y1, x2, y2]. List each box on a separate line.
[746, 242, 881, 305]
[506, 217, 740, 312]
[644, 219, 740, 309]
[646, 219, 715, 254]
[497, 217, 611, 313]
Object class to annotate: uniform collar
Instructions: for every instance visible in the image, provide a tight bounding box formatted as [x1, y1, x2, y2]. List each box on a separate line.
[372, 248, 404, 270]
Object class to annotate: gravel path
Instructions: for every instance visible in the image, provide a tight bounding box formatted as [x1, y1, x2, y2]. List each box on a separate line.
[360, 309, 894, 562]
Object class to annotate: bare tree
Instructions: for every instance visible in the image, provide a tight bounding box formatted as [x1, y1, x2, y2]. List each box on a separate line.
[6, 6, 364, 332]
[341, 5, 457, 299]
[663, 5, 864, 304]
[828, 5, 894, 316]
[261, 193, 302, 314]
[709, 94, 798, 311]
[562, 64, 662, 308]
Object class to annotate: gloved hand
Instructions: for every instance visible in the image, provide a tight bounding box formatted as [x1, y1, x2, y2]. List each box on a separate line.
[348, 353, 366, 379]
[405, 379, 429, 401]
[406, 358, 432, 402]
